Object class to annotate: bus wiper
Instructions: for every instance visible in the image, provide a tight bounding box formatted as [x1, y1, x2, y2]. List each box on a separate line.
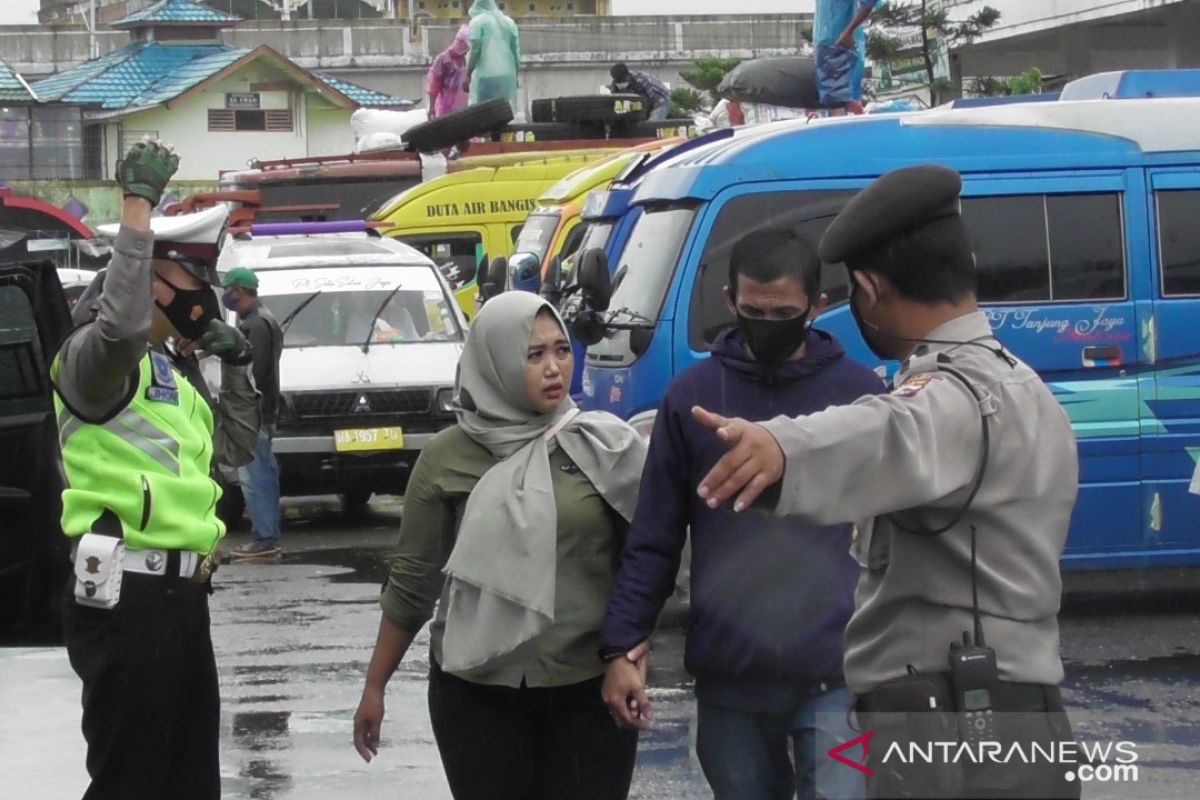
[362, 283, 404, 353]
[280, 290, 322, 333]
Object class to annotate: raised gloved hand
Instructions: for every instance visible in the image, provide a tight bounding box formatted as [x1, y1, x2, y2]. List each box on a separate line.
[115, 139, 179, 206]
[199, 319, 252, 365]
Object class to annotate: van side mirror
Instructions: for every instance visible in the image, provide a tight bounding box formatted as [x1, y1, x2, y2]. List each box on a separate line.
[478, 256, 508, 305]
[540, 255, 563, 305]
[577, 248, 611, 313]
[573, 313, 605, 346]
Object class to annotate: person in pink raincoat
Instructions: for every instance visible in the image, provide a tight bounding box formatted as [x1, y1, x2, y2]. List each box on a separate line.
[426, 25, 471, 119]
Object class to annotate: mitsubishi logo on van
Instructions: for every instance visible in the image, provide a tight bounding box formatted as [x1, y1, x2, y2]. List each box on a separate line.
[352, 370, 371, 384]
[354, 394, 371, 413]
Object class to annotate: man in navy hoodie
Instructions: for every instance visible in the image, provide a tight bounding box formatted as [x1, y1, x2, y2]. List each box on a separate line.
[600, 229, 883, 800]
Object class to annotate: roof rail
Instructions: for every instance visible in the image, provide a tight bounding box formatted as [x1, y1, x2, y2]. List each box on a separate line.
[1061, 69, 1200, 101]
[165, 190, 340, 227]
[228, 220, 394, 238]
[948, 92, 1060, 109]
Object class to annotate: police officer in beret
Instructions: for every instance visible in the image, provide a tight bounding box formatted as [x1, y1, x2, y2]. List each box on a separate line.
[52, 140, 258, 799]
[691, 165, 1081, 799]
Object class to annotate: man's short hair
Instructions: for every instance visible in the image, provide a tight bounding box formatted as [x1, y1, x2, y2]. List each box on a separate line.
[728, 229, 821, 302]
[611, 63, 630, 82]
[847, 215, 976, 303]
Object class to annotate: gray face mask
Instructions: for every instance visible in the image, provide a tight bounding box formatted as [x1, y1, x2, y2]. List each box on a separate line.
[614, 81, 630, 91]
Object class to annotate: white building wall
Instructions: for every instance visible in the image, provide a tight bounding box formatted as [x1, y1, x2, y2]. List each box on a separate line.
[306, 103, 357, 157]
[104, 60, 355, 180]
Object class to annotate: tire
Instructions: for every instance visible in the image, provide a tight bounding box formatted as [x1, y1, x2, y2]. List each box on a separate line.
[216, 481, 246, 531]
[405, 99, 514, 153]
[493, 122, 605, 143]
[531, 98, 554, 123]
[612, 119, 699, 140]
[341, 488, 373, 516]
[545, 94, 649, 124]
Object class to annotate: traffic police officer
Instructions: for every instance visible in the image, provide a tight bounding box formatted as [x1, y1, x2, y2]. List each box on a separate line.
[692, 165, 1081, 799]
[52, 141, 255, 799]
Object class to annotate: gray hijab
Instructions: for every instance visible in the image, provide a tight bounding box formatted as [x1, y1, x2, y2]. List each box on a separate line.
[440, 292, 646, 674]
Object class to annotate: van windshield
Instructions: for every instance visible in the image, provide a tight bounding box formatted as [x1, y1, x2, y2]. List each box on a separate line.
[606, 206, 695, 323]
[262, 288, 463, 348]
[577, 221, 614, 255]
[513, 212, 561, 263]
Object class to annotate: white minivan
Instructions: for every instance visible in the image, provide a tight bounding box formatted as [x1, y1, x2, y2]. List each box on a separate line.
[216, 231, 468, 513]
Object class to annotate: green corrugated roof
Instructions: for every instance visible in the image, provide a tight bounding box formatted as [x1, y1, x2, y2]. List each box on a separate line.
[113, 0, 241, 29]
[0, 58, 36, 103]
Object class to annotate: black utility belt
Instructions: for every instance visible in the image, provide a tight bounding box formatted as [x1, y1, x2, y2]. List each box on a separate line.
[856, 672, 1060, 715]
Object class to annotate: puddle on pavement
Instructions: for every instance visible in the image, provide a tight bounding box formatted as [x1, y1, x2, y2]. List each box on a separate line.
[285, 546, 392, 586]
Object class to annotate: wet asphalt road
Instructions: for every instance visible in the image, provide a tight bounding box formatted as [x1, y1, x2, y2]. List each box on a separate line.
[3, 497, 1200, 799]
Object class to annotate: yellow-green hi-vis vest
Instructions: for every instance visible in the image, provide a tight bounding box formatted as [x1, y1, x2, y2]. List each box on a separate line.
[51, 350, 225, 555]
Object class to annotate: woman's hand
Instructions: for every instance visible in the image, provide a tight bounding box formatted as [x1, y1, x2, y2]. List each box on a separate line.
[353, 685, 385, 763]
[602, 642, 653, 731]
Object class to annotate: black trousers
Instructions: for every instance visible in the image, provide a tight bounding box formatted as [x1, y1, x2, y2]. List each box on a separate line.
[428, 661, 639, 800]
[858, 683, 1082, 800]
[62, 572, 220, 800]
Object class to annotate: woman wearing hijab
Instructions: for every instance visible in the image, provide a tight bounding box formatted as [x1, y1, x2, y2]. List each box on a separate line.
[466, 0, 521, 110]
[353, 293, 647, 799]
[426, 25, 471, 119]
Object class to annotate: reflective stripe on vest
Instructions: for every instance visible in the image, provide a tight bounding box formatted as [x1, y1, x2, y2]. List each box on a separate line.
[57, 403, 182, 475]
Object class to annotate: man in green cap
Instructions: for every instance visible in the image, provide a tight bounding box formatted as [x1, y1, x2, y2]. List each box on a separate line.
[52, 139, 258, 799]
[222, 267, 284, 559]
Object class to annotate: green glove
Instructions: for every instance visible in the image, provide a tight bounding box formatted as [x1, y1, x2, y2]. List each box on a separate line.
[199, 319, 252, 365]
[115, 139, 180, 206]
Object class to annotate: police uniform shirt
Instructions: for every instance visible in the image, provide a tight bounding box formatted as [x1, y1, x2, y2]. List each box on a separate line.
[758, 311, 1079, 695]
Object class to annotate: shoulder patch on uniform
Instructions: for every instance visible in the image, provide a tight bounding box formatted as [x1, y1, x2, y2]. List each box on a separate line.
[146, 352, 179, 404]
[891, 373, 938, 399]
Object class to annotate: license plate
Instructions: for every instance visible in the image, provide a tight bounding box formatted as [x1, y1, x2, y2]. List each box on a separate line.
[334, 426, 404, 452]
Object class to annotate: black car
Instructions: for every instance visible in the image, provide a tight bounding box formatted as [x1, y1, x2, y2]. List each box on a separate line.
[0, 259, 73, 644]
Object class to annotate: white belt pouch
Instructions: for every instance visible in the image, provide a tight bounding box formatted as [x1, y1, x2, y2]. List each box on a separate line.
[73, 533, 126, 610]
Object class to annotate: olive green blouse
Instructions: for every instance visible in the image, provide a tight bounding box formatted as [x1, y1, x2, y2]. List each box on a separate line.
[380, 425, 626, 688]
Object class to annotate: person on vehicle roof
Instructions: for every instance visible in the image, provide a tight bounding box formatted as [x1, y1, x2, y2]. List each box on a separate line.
[466, 0, 521, 112]
[610, 63, 671, 122]
[51, 140, 259, 799]
[427, 24, 472, 120]
[814, 0, 879, 115]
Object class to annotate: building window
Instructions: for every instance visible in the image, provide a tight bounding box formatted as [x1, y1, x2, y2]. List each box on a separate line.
[961, 193, 1126, 304]
[1156, 190, 1200, 297]
[208, 109, 293, 132]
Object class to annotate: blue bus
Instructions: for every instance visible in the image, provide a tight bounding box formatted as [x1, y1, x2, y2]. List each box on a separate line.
[576, 70, 1200, 570]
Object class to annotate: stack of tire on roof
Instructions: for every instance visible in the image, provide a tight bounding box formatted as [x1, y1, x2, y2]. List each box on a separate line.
[402, 97, 696, 153]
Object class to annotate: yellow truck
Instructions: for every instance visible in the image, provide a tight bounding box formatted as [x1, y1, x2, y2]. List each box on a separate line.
[371, 152, 620, 318]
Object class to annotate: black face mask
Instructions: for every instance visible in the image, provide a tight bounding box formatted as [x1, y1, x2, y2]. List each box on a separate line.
[156, 273, 220, 341]
[736, 310, 810, 364]
[849, 275, 893, 360]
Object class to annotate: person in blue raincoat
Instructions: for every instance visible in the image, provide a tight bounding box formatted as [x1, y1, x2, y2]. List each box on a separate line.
[467, 0, 521, 111]
[814, 0, 878, 113]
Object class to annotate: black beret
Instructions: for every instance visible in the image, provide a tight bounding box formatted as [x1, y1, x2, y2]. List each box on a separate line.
[819, 165, 963, 266]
